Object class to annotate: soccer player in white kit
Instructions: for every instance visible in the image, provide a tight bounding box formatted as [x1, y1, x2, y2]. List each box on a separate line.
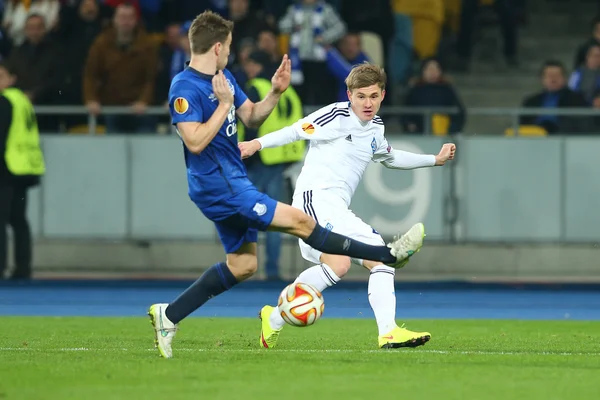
[239, 63, 456, 349]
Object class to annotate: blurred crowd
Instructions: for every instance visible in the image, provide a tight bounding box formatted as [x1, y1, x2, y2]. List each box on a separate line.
[0, 0, 599, 135]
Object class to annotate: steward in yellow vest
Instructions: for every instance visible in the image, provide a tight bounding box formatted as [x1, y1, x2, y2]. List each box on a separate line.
[0, 62, 45, 280]
[238, 51, 305, 280]
[238, 82, 305, 164]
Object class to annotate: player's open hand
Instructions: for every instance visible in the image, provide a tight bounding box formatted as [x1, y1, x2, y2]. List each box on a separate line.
[212, 70, 234, 106]
[238, 140, 261, 159]
[271, 54, 291, 94]
[434, 143, 456, 166]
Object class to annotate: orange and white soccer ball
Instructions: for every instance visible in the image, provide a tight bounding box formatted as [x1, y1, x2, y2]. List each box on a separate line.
[278, 282, 325, 327]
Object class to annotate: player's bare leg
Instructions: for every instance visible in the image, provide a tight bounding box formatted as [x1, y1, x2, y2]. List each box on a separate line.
[150, 243, 258, 358]
[225, 242, 259, 280]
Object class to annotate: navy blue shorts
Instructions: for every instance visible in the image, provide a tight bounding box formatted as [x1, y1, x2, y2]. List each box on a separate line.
[198, 187, 278, 254]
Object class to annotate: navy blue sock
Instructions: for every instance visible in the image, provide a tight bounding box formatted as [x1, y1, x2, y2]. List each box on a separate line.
[304, 224, 396, 264]
[165, 262, 238, 324]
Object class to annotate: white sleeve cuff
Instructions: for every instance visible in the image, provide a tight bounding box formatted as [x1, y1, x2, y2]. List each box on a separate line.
[256, 126, 300, 149]
[383, 149, 436, 169]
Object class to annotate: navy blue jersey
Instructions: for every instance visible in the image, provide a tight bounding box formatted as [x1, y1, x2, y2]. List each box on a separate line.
[169, 67, 252, 208]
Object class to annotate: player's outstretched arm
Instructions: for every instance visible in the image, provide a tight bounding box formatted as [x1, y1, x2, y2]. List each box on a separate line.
[376, 143, 456, 169]
[236, 55, 292, 129]
[239, 105, 345, 158]
[238, 126, 300, 159]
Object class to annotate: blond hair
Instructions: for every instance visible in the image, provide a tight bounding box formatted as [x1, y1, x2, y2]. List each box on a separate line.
[189, 11, 234, 55]
[345, 63, 387, 92]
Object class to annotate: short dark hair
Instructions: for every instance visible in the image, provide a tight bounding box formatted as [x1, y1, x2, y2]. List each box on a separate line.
[587, 43, 600, 55]
[25, 13, 45, 24]
[116, 2, 137, 11]
[420, 57, 443, 75]
[189, 11, 234, 55]
[247, 50, 270, 67]
[540, 60, 565, 76]
[344, 30, 361, 37]
[257, 26, 279, 38]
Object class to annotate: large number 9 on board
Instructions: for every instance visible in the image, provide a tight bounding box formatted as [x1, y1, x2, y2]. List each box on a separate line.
[363, 140, 431, 236]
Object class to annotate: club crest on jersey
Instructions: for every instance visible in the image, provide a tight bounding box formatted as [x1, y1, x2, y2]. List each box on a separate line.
[253, 202, 267, 216]
[371, 137, 377, 153]
[301, 123, 315, 134]
[208, 79, 235, 102]
[387, 145, 392, 153]
[174, 97, 189, 114]
[226, 79, 235, 95]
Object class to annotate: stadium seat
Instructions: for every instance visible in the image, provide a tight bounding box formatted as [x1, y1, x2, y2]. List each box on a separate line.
[412, 19, 442, 59]
[148, 33, 165, 47]
[390, 13, 413, 85]
[444, 0, 462, 33]
[67, 124, 106, 135]
[279, 34, 289, 56]
[392, 0, 445, 59]
[504, 125, 548, 137]
[432, 114, 450, 136]
[359, 32, 384, 66]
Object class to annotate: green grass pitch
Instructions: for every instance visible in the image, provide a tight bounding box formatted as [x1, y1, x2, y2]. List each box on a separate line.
[1, 317, 600, 399]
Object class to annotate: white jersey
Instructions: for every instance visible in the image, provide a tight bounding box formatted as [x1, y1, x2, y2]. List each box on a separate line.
[290, 102, 393, 207]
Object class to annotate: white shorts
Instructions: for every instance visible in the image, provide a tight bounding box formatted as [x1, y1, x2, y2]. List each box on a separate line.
[292, 190, 385, 265]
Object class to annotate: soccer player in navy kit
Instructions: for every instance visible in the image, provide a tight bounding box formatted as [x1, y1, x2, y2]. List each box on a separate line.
[148, 11, 425, 358]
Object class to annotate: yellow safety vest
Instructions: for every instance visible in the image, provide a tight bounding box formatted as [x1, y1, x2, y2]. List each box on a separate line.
[238, 78, 305, 165]
[2, 88, 45, 176]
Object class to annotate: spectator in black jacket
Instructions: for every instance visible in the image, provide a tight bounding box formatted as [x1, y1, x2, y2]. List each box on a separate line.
[6, 13, 58, 105]
[402, 58, 465, 135]
[54, 0, 103, 128]
[520, 60, 591, 134]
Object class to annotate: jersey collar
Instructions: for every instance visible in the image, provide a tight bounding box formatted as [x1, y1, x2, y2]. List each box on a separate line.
[185, 62, 217, 81]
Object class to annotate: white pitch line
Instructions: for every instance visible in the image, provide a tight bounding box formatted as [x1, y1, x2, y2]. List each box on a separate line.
[0, 347, 599, 357]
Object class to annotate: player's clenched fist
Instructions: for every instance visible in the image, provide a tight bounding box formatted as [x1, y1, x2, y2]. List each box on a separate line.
[238, 139, 262, 159]
[212, 70, 234, 106]
[434, 143, 456, 166]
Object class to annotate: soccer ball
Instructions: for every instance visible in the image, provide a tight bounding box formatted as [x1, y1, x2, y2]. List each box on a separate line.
[278, 282, 324, 327]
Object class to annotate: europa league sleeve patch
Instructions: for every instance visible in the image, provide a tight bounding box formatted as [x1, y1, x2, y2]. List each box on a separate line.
[301, 122, 315, 134]
[174, 97, 189, 114]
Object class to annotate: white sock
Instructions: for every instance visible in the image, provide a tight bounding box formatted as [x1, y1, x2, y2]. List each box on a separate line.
[368, 264, 398, 336]
[270, 263, 340, 329]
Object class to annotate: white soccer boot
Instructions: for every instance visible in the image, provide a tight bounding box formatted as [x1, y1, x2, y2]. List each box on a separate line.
[148, 303, 177, 359]
[386, 222, 425, 269]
